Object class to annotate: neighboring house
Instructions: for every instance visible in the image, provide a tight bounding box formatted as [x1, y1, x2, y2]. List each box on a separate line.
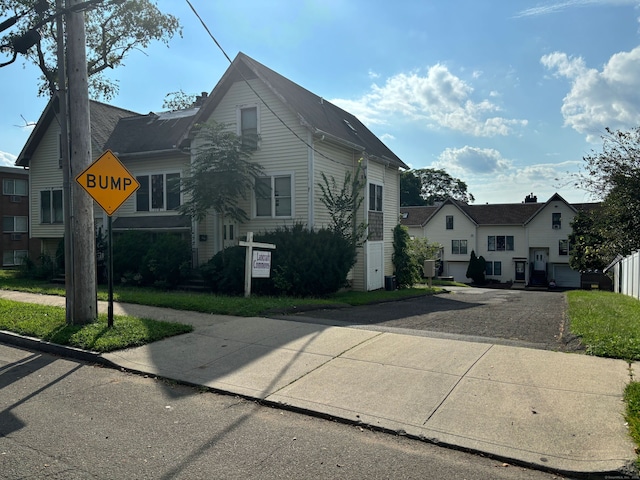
[15, 97, 139, 261]
[17, 52, 408, 291]
[1, 166, 40, 267]
[401, 193, 599, 288]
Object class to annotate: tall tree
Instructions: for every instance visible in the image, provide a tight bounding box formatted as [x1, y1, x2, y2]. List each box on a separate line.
[401, 168, 474, 206]
[0, 0, 182, 99]
[178, 121, 264, 247]
[568, 209, 608, 272]
[572, 127, 640, 265]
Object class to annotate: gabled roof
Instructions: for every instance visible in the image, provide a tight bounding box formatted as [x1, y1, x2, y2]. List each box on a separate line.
[400, 205, 438, 227]
[104, 108, 198, 157]
[188, 52, 408, 169]
[400, 193, 600, 228]
[15, 96, 138, 167]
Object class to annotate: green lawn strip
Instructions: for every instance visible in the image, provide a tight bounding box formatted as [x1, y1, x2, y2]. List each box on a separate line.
[0, 298, 192, 352]
[567, 290, 640, 361]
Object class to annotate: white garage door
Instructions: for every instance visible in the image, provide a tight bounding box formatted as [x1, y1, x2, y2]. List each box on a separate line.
[552, 264, 580, 288]
[446, 262, 469, 283]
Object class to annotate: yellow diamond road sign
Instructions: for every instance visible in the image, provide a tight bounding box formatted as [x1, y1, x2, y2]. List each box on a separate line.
[75, 150, 139, 216]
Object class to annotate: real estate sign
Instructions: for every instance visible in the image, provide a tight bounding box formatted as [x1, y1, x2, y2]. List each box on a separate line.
[252, 251, 272, 278]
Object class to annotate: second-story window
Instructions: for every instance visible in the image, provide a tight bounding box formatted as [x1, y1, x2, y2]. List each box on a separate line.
[240, 106, 258, 150]
[552, 212, 561, 229]
[446, 215, 454, 229]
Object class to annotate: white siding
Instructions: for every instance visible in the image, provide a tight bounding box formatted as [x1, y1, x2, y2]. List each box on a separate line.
[29, 123, 64, 239]
[424, 205, 476, 259]
[205, 80, 310, 237]
[477, 225, 526, 283]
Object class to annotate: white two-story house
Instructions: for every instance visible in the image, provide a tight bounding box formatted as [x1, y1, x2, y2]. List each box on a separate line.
[17, 52, 408, 291]
[401, 193, 599, 288]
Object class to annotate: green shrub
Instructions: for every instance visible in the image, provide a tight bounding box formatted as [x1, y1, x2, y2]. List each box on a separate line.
[140, 234, 192, 289]
[466, 250, 486, 284]
[200, 246, 246, 295]
[18, 254, 58, 281]
[392, 224, 419, 289]
[113, 231, 153, 282]
[200, 224, 356, 297]
[256, 224, 356, 297]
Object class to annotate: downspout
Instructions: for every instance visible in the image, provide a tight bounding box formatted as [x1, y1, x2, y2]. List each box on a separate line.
[308, 130, 315, 229]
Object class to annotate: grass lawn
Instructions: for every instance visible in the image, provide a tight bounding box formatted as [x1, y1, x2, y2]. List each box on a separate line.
[0, 270, 442, 351]
[567, 289, 640, 458]
[0, 298, 192, 352]
[567, 290, 640, 361]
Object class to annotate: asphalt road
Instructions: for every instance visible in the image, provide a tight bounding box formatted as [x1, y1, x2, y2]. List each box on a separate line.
[285, 287, 579, 351]
[0, 343, 567, 480]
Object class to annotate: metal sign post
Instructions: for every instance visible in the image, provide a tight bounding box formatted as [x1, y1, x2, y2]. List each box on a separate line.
[76, 150, 139, 327]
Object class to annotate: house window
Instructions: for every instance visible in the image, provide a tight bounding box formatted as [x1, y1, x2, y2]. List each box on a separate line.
[552, 213, 561, 229]
[2, 250, 28, 267]
[488, 235, 514, 251]
[3, 178, 28, 196]
[451, 239, 467, 255]
[255, 175, 292, 217]
[3, 216, 28, 232]
[239, 106, 259, 150]
[136, 173, 181, 212]
[485, 262, 493, 276]
[40, 190, 63, 224]
[559, 239, 569, 256]
[485, 261, 502, 276]
[446, 215, 454, 230]
[369, 184, 383, 212]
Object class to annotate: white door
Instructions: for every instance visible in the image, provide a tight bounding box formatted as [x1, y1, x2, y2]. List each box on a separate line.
[534, 250, 547, 270]
[367, 242, 384, 290]
[223, 220, 237, 249]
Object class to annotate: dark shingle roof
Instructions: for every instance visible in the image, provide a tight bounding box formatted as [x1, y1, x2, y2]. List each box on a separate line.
[16, 97, 137, 167]
[401, 195, 601, 228]
[191, 52, 408, 169]
[104, 108, 198, 156]
[400, 206, 438, 226]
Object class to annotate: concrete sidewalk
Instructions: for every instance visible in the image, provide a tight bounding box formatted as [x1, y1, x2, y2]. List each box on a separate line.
[0, 290, 638, 478]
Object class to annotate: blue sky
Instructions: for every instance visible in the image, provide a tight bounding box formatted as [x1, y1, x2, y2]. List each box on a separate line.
[2, 0, 639, 204]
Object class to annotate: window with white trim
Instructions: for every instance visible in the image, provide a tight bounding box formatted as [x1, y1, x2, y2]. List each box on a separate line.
[3, 249, 27, 266]
[40, 190, 63, 224]
[485, 261, 502, 276]
[3, 216, 28, 232]
[3, 178, 27, 196]
[238, 105, 259, 150]
[368, 183, 383, 212]
[451, 239, 467, 255]
[559, 239, 569, 256]
[552, 212, 561, 229]
[255, 175, 292, 217]
[488, 235, 514, 251]
[136, 173, 181, 212]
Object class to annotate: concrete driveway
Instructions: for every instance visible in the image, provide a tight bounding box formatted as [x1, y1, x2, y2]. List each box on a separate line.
[279, 287, 578, 351]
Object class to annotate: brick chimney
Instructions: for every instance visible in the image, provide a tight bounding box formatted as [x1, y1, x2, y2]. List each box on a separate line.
[524, 193, 537, 203]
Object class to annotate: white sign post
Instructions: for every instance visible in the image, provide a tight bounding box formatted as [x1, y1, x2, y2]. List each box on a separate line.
[239, 232, 276, 298]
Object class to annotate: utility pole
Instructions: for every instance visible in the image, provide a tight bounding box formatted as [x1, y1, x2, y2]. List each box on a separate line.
[56, 0, 74, 324]
[66, 0, 97, 324]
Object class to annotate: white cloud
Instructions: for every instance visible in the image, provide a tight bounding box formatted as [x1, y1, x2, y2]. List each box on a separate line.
[434, 146, 510, 175]
[368, 69, 380, 79]
[541, 46, 640, 141]
[0, 151, 17, 167]
[331, 64, 527, 137]
[515, 0, 638, 18]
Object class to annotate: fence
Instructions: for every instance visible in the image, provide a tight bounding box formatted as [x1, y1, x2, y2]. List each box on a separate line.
[612, 250, 640, 300]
